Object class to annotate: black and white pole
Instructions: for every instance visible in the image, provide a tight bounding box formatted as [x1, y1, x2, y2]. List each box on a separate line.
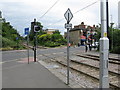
[33, 19, 37, 62]
[33, 19, 40, 62]
[34, 28, 37, 62]
[99, 0, 109, 88]
[66, 12, 70, 85]
[64, 8, 73, 85]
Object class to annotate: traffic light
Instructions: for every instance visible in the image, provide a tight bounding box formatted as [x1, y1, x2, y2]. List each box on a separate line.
[34, 25, 40, 32]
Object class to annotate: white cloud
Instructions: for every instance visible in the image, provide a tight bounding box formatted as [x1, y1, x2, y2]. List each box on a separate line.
[0, 0, 119, 35]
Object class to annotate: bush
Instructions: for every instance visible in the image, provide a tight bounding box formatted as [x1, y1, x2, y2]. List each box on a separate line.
[44, 41, 61, 47]
[2, 37, 26, 50]
[2, 37, 17, 48]
[37, 34, 67, 47]
[111, 46, 120, 54]
[1, 47, 13, 51]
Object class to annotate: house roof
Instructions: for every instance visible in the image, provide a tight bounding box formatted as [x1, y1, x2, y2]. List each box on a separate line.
[69, 28, 87, 32]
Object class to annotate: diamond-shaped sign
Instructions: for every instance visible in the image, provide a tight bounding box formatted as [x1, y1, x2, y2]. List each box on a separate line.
[64, 8, 73, 22]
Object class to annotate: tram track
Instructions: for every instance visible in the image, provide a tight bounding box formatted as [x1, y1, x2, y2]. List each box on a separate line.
[38, 51, 120, 88]
[56, 59, 119, 88]
[76, 54, 120, 65]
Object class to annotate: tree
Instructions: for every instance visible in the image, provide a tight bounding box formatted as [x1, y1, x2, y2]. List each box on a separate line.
[2, 20, 24, 49]
[53, 30, 60, 34]
[94, 24, 120, 53]
[37, 33, 67, 47]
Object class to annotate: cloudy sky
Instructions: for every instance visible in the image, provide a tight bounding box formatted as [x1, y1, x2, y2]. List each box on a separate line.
[0, 0, 119, 35]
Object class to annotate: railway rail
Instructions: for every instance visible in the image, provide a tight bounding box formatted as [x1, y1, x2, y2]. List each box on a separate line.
[56, 58, 120, 88]
[76, 54, 120, 65]
[41, 52, 120, 88]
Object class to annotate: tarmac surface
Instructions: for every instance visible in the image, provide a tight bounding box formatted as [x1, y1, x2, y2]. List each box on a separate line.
[2, 47, 119, 89]
[2, 61, 71, 88]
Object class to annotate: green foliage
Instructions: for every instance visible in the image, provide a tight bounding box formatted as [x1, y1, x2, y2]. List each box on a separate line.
[52, 30, 60, 34]
[2, 36, 26, 50]
[38, 34, 51, 44]
[51, 34, 62, 41]
[37, 33, 67, 47]
[95, 27, 120, 54]
[2, 36, 17, 48]
[44, 41, 61, 47]
[2, 20, 24, 50]
[112, 29, 120, 46]
[111, 46, 120, 54]
[2, 22, 18, 39]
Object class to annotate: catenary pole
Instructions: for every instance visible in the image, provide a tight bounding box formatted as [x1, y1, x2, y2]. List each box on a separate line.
[99, 0, 109, 88]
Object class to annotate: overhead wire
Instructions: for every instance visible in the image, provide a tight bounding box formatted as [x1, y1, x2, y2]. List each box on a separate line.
[38, 0, 60, 20]
[22, 0, 60, 32]
[23, 0, 99, 32]
[45, 0, 100, 28]
[74, 0, 100, 14]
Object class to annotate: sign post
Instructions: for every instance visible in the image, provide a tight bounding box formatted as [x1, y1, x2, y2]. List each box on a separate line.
[64, 8, 73, 85]
[99, 0, 109, 88]
[25, 28, 29, 64]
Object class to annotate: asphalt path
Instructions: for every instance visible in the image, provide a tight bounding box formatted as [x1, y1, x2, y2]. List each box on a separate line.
[2, 46, 85, 73]
[2, 46, 85, 88]
[2, 46, 85, 62]
[2, 46, 85, 69]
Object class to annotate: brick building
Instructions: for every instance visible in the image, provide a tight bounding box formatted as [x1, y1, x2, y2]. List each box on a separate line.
[44, 29, 59, 35]
[67, 22, 98, 45]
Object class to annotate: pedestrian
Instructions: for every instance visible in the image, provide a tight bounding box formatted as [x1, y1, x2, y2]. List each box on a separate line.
[78, 42, 80, 47]
[69, 43, 71, 47]
[85, 42, 88, 52]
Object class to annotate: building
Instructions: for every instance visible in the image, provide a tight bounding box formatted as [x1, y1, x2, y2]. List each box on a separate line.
[44, 29, 59, 35]
[68, 22, 98, 45]
[118, 1, 120, 28]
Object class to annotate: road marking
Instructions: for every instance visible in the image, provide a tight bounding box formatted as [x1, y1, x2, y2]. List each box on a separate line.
[37, 52, 65, 56]
[3, 50, 27, 53]
[2, 59, 19, 64]
[2, 57, 33, 64]
[59, 52, 64, 54]
[44, 54, 51, 55]
[2, 51, 65, 64]
[38, 55, 43, 56]
[53, 53, 57, 55]
[17, 57, 34, 63]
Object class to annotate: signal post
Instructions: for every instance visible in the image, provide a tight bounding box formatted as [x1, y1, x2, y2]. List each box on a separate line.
[31, 19, 40, 62]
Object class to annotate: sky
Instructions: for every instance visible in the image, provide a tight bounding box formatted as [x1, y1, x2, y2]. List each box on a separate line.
[0, 0, 119, 35]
